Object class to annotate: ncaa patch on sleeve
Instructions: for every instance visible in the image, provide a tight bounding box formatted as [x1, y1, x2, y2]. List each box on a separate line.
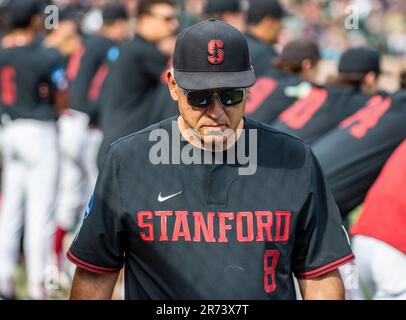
[83, 194, 94, 221]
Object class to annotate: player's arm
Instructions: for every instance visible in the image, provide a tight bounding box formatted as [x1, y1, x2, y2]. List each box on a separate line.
[69, 267, 120, 300]
[298, 269, 345, 300]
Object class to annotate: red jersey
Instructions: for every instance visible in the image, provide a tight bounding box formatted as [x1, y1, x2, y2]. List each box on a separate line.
[350, 139, 406, 254]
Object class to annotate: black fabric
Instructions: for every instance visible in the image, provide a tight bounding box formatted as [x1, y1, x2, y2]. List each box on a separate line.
[245, 69, 307, 123]
[69, 34, 116, 125]
[0, 43, 66, 121]
[312, 90, 406, 216]
[338, 47, 381, 74]
[70, 117, 352, 300]
[98, 35, 169, 167]
[245, 33, 278, 77]
[271, 85, 386, 144]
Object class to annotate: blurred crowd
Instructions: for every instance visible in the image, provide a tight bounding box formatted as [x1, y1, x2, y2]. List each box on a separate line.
[0, 0, 405, 300]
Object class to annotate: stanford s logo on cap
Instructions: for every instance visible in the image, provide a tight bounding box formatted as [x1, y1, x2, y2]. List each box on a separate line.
[208, 40, 224, 65]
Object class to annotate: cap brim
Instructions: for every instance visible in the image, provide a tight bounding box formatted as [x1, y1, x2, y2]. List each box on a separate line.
[174, 68, 256, 91]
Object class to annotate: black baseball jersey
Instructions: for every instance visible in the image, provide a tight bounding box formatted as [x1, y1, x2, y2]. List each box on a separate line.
[245, 69, 310, 123]
[68, 34, 117, 126]
[245, 33, 277, 77]
[68, 117, 353, 300]
[271, 85, 386, 144]
[0, 42, 67, 121]
[312, 90, 406, 216]
[98, 35, 169, 166]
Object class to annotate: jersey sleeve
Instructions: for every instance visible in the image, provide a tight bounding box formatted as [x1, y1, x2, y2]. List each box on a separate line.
[140, 44, 169, 81]
[44, 48, 69, 94]
[292, 148, 354, 279]
[67, 145, 125, 273]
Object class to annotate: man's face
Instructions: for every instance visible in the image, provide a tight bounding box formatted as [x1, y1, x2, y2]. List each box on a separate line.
[168, 72, 249, 149]
[142, 4, 179, 42]
[265, 17, 282, 44]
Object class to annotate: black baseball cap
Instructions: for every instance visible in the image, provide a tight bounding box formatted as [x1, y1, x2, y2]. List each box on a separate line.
[8, 0, 41, 28]
[280, 39, 320, 63]
[338, 47, 381, 75]
[247, 0, 287, 23]
[102, 4, 128, 23]
[173, 19, 256, 91]
[204, 0, 245, 14]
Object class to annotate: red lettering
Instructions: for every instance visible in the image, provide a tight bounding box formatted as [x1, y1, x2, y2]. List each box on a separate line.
[218, 212, 234, 243]
[155, 211, 172, 242]
[87, 64, 109, 101]
[137, 211, 154, 241]
[245, 77, 278, 115]
[236, 212, 254, 242]
[255, 211, 273, 242]
[278, 86, 328, 129]
[208, 40, 224, 65]
[339, 95, 392, 139]
[172, 211, 191, 241]
[264, 249, 280, 293]
[274, 211, 291, 242]
[193, 212, 215, 242]
[66, 45, 85, 81]
[1, 66, 17, 106]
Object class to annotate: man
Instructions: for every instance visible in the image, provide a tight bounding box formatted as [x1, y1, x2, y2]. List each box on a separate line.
[312, 72, 406, 216]
[0, 0, 68, 299]
[350, 138, 406, 299]
[98, 0, 179, 168]
[203, 0, 248, 32]
[246, 39, 321, 123]
[245, 0, 286, 76]
[53, 3, 129, 267]
[271, 47, 386, 144]
[68, 19, 353, 300]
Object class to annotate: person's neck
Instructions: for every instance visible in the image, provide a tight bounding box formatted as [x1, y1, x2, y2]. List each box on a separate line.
[177, 115, 245, 153]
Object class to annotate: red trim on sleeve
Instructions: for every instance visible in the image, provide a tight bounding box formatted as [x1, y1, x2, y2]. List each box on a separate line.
[295, 253, 355, 279]
[87, 64, 109, 102]
[66, 249, 121, 274]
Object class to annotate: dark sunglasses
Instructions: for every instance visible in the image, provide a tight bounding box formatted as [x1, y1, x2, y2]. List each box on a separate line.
[182, 88, 245, 108]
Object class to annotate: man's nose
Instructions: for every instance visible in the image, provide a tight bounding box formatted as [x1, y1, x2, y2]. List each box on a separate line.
[205, 95, 224, 119]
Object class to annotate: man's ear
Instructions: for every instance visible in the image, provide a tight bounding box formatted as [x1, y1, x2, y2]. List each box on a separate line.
[167, 70, 179, 102]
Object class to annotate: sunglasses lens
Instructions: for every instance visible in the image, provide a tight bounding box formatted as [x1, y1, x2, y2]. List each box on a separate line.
[187, 91, 212, 107]
[219, 89, 244, 106]
[185, 89, 245, 107]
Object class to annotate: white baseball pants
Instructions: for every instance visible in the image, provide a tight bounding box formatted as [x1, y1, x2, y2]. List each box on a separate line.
[0, 119, 59, 299]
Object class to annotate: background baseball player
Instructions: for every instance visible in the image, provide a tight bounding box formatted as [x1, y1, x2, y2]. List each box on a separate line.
[52, 3, 129, 272]
[0, 0, 68, 299]
[350, 138, 406, 299]
[313, 72, 406, 216]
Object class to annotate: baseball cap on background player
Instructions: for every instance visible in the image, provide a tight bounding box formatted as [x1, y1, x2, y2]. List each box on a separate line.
[247, 0, 288, 23]
[7, 0, 42, 29]
[173, 19, 256, 90]
[102, 4, 128, 24]
[279, 39, 320, 64]
[204, 0, 248, 15]
[338, 47, 382, 75]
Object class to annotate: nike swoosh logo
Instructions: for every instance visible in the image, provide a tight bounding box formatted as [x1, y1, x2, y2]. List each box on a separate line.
[158, 191, 183, 202]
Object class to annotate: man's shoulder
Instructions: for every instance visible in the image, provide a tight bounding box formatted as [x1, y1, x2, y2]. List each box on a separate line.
[246, 118, 310, 165]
